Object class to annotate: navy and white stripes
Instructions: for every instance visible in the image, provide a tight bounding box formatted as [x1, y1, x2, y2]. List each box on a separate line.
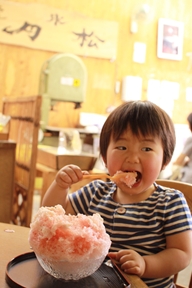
[69, 180, 192, 288]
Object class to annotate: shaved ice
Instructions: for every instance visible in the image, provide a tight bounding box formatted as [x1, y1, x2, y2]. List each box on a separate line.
[115, 170, 137, 187]
[29, 205, 111, 280]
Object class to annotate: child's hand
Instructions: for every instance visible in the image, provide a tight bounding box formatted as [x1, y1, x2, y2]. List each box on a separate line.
[55, 165, 89, 189]
[108, 250, 146, 277]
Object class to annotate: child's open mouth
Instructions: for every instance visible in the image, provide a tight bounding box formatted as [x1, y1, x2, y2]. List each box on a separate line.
[119, 170, 142, 187]
[135, 171, 142, 183]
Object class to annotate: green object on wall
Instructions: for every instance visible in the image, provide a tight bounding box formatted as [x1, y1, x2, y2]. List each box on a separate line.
[39, 53, 87, 130]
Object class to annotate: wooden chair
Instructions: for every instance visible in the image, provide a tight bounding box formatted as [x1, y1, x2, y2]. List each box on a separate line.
[156, 179, 192, 288]
[2, 96, 42, 227]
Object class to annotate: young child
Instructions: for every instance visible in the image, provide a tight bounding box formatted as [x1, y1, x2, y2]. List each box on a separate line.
[42, 100, 192, 288]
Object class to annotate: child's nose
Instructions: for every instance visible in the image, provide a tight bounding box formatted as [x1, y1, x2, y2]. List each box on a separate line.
[125, 152, 139, 163]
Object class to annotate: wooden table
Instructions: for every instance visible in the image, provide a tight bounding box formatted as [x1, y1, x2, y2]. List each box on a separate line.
[36, 145, 98, 203]
[36, 162, 107, 204]
[37, 145, 97, 170]
[0, 222, 31, 287]
[0, 222, 148, 288]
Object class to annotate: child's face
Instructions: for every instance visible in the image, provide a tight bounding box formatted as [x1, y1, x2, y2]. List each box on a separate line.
[105, 128, 165, 195]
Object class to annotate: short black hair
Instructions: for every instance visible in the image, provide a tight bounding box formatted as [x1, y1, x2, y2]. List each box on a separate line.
[187, 113, 192, 132]
[100, 100, 176, 167]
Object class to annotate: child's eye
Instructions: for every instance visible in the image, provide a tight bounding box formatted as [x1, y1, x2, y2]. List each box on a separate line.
[116, 146, 126, 150]
[142, 147, 152, 152]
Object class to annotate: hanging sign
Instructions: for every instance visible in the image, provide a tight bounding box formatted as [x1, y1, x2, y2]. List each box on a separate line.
[0, 0, 118, 59]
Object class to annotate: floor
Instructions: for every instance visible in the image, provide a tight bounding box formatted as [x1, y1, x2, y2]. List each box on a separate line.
[32, 192, 191, 288]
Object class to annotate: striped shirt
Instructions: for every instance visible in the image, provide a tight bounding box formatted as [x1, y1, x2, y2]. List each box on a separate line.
[69, 180, 192, 288]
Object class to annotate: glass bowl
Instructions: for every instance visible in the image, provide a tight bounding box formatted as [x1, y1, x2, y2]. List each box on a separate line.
[36, 253, 106, 280]
[29, 206, 111, 281]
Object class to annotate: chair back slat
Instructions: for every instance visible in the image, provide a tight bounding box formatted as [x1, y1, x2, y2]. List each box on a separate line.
[2, 96, 42, 227]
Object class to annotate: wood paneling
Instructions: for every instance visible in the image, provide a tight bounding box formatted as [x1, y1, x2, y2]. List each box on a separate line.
[0, 141, 16, 223]
[1, 0, 192, 127]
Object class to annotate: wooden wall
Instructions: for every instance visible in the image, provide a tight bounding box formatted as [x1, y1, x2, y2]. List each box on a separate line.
[1, 0, 192, 127]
